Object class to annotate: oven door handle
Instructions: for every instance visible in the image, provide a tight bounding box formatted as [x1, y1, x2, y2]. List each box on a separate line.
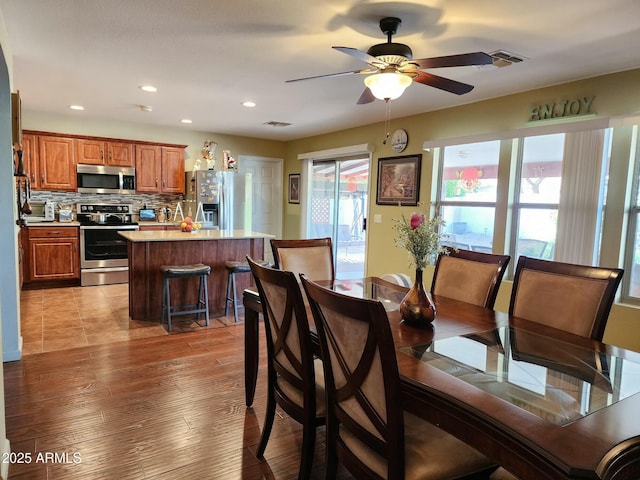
[80, 225, 139, 231]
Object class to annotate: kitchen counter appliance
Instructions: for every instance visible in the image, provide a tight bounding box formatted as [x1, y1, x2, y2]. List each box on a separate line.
[77, 202, 139, 286]
[77, 164, 136, 195]
[23, 200, 55, 222]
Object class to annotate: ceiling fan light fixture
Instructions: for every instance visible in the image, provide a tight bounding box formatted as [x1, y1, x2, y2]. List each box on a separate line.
[364, 72, 412, 101]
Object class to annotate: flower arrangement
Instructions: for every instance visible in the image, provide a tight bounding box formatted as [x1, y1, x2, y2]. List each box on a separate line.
[393, 207, 449, 270]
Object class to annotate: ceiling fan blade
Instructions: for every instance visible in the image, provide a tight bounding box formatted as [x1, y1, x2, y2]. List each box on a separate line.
[286, 69, 374, 83]
[412, 71, 474, 95]
[411, 52, 493, 69]
[333, 46, 385, 66]
[356, 88, 375, 105]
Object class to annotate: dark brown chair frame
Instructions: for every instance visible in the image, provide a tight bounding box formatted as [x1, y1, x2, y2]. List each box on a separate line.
[431, 247, 511, 309]
[509, 256, 623, 341]
[301, 274, 406, 479]
[302, 275, 496, 480]
[270, 237, 335, 281]
[247, 257, 324, 479]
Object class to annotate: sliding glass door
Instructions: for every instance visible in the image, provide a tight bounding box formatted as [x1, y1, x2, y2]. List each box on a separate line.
[307, 157, 369, 279]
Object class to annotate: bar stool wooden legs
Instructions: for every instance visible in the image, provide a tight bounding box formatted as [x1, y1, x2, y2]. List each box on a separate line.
[161, 263, 211, 332]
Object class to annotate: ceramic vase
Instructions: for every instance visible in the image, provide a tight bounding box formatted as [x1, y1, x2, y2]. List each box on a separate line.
[399, 269, 436, 326]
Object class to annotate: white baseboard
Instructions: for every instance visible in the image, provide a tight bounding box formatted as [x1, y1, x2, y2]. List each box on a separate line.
[0, 438, 10, 480]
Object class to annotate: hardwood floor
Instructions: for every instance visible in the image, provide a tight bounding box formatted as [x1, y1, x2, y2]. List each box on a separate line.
[5, 285, 353, 479]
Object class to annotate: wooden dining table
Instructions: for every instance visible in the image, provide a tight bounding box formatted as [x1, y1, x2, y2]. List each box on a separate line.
[242, 277, 640, 480]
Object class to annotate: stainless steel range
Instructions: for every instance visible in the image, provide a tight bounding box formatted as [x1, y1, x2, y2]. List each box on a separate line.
[77, 202, 139, 286]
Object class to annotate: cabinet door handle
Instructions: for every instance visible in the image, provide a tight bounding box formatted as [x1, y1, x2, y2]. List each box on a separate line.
[48, 231, 61, 235]
[101, 150, 104, 161]
[109, 150, 113, 161]
[155, 178, 158, 187]
[41, 174, 44, 183]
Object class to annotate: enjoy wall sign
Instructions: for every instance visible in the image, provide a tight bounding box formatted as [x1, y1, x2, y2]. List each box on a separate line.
[529, 96, 595, 122]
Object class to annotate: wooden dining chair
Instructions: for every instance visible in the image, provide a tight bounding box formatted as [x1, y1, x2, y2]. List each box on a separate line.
[301, 274, 496, 480]
[431, 247, 510, 309]
[509, 256, 623, 341]
[247, 257, 325, 480]
[491, 256, 624, 480]
[270, 237, 335, 282]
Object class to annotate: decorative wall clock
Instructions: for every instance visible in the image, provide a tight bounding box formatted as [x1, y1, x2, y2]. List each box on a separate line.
[391, 128, 408, 152]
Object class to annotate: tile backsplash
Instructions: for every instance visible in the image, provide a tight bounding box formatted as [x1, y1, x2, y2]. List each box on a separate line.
[31, 191, 183, 220]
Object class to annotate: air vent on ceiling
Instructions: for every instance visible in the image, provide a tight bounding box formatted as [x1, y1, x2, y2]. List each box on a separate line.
[263, 121, 292, 127]
[488, 50, 526, 68]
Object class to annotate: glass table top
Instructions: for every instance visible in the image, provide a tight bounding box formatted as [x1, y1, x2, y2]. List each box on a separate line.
[399, 326, 640, 425]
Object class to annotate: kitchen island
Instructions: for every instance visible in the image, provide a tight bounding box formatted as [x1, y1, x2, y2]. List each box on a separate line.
[119, 229, 272, 322]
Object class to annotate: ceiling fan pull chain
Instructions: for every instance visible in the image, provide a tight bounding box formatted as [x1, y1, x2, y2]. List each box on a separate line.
[383, 98, 391, 144]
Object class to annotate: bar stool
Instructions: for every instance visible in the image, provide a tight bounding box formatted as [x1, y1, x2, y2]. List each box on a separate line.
[225, 260, 268, 323]
[160, 263, 211, 332]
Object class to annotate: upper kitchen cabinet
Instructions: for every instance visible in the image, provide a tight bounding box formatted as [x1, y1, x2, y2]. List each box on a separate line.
[20, 132, 39, 187]
[37, 135, 77, 191]
[76, 138, 134, 167]
[135, 145, 185, 194]
[161, 147, 185, 193]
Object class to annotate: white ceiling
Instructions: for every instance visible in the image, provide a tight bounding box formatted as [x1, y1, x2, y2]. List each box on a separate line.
[1, 0, 639, 142]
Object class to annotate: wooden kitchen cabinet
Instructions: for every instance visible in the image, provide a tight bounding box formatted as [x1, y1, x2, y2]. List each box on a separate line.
[135, 145, 185, 194]
[37, 135, 77, 191]
[161, 147, 185, 193]
[20, 133, 40, 188]
[76, 138, 134, 167]
[25, 226, 80, 282]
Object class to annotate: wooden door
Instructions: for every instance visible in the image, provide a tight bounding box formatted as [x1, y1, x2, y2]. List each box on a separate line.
[161, 147, 185, 194]
[21, 133, 39, 188]
[135, 144, 161, 193]
[108, 142, 134, 167]
[38, 135, 76, 191]
[76, 139, 105, 165]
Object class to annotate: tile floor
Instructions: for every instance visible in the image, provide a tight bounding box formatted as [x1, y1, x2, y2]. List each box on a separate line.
[19, 283, 239, 355]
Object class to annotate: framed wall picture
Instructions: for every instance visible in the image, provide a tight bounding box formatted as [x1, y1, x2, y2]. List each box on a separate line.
[376, 154, 422, 206]
[288, 173, 301, 204]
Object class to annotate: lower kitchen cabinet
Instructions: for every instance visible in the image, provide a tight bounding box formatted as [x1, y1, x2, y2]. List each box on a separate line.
[25, 226, 80, 282]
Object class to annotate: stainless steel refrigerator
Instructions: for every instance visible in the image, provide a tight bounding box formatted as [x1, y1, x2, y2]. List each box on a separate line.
[184, 170, 252, 230]
[217, 170, 252, 231]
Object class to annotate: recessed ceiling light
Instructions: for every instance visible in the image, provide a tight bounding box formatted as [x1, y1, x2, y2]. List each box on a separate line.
[242, 101, 256, 108]
[139, 105, 153, 112]
[69, 105, 84, 111]
[139, 85, 157, 93]
[181, 119, 192, 124]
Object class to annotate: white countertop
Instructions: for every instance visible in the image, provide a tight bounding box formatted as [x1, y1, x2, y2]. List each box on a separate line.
[119, 229, 274, 242]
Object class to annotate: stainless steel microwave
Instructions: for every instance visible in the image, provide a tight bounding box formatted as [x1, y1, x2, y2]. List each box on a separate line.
[77, 164, 136, 194]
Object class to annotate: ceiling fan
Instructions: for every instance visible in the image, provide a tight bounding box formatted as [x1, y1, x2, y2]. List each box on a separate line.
[287, 17, 493, 104]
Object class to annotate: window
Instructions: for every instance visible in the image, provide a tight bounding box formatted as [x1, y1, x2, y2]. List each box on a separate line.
[624, 126, 640, 301]
[512, 133, 564, 260]
[436, 140, 500, 252]
[433, 127, 611, 276]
